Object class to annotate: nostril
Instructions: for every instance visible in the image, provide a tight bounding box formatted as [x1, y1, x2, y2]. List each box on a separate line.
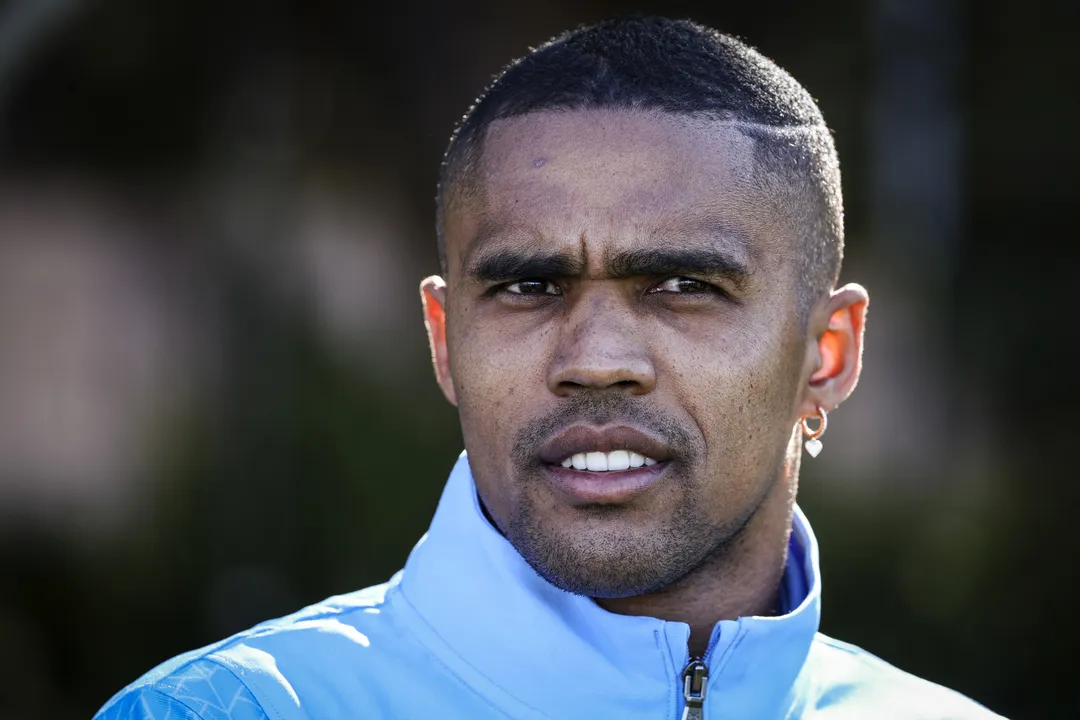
[548, 360, 656, 395]
[556, 378, 640, 396]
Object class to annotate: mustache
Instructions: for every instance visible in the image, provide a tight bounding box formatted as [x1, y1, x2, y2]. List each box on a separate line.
[511, 392, 699, 464]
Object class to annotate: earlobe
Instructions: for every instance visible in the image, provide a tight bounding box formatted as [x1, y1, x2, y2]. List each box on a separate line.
[420, 275, 457, 406]
[798, 283, 869, 417]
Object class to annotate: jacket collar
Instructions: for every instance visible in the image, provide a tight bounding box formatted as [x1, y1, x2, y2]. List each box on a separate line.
[397, 453, 822, 719]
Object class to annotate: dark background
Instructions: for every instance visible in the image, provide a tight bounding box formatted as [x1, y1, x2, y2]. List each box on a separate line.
[0, 0, 1075, 718]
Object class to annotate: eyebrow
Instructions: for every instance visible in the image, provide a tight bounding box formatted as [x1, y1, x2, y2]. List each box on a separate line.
[466, 249, 585, 282]
[465, 245, 751, 288]
[606, 247, 752, 287]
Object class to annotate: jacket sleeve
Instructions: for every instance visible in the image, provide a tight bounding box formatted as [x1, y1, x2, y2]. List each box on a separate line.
[94, 658, 270, 720]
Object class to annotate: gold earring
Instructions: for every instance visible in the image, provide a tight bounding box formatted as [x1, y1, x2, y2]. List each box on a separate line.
[800, 407, 828, 458]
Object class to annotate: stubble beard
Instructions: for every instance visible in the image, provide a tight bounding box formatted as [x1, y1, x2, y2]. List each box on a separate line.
[499, 393, 755, 599]
[509, 480, 750, 599]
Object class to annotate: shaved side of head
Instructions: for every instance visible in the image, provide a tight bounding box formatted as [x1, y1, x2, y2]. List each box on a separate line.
[436, 16, 844, 315]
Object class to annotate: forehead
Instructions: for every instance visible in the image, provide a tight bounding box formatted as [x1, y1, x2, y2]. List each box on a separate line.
[446, 109, 790, 274]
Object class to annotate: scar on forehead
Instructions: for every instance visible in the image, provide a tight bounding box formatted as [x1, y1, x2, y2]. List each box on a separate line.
[531, 157, 548, 168]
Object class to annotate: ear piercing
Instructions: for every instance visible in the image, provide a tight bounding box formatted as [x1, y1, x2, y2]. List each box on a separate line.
[801, 407, 827, 458]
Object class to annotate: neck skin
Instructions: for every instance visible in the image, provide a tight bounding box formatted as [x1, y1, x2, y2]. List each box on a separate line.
[594, 450, 800, 658]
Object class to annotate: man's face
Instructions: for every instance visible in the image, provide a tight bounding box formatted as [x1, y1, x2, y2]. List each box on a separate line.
[436, 109, 817, 597]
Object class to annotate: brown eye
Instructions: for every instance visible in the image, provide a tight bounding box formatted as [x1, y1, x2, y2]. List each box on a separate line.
[652, 277, 710, 294]
[505, 279, 561, 295]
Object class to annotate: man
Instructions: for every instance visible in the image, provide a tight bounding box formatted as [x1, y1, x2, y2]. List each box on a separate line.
[96, 17, 1001, 719]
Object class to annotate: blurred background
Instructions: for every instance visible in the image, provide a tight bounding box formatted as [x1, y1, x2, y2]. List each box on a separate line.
[0, 0, 1075, 717]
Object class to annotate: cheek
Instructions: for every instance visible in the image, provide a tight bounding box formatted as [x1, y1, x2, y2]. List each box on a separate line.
[449, 309, 551, 440]
[664, 317, 800, 475]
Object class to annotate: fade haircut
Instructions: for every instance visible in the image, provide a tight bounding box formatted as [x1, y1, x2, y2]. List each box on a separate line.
[436, 16, 844, 313]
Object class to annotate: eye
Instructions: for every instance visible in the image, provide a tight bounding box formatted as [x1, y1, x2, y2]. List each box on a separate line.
[503, 279, 562, 296]
[650, 276, 711, 294]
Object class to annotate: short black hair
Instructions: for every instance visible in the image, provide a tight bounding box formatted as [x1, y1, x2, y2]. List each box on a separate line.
[437, 16, 843, 311]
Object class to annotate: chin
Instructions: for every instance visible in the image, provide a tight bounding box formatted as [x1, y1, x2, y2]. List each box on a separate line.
[511, 519, 702, 598]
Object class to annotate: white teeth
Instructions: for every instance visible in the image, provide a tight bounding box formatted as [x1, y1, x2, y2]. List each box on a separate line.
[585, 452, 608, 472]
[559, 450, 660, 472]
[607, 450, 630, 471]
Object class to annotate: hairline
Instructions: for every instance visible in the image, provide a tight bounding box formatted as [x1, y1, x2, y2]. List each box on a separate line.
[439, 110, 831, 216]
[436, 109, 841, 319]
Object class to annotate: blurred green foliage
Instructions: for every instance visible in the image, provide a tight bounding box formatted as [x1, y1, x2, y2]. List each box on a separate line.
[0, 1, 1075, 718]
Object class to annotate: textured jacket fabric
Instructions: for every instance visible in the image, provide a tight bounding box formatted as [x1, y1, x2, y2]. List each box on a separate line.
[96, 453, 1002, 719]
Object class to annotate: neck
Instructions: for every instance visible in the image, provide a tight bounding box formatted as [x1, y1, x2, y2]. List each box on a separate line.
[594, 469, 797, 658]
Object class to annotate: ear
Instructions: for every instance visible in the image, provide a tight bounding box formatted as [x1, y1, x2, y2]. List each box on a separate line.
[420, 275, 457, 406]
[796, 283, 869, 418]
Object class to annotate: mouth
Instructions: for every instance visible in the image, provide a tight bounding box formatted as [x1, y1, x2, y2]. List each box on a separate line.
[556, 449, 659, 471]
[537, 425, 672, 504]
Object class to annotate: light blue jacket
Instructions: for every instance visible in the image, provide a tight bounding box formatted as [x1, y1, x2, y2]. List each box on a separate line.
[96, 453, 1002, 719]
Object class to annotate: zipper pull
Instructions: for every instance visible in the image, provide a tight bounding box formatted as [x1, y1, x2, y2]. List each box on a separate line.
[680, 658, 708, 720]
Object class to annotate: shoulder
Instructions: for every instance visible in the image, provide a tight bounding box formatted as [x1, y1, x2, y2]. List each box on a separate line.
[94, 657, 268, 720]
[95, 579, 407, 720]
[803, 633, 1005, 719]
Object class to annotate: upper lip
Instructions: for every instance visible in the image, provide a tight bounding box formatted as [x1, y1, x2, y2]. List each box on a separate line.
[537, 425, 671, 465]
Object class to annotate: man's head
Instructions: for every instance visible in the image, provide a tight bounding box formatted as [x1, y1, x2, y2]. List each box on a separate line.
[421, 17, 868, 599]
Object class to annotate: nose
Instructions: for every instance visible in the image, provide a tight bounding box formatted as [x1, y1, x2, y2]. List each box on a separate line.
[547, 292, 656, 396]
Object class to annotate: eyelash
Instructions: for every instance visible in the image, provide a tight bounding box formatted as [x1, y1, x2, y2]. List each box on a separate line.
[501, 279, 562, 296]
[647, 277, 712, 295]
[494, 276, 719, 298]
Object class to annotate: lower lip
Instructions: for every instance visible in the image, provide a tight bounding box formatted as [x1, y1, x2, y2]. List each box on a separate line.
[544, 463, 668, 504]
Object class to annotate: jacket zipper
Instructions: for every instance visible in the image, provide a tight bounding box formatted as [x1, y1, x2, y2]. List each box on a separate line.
[680, 656, 708, 720]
